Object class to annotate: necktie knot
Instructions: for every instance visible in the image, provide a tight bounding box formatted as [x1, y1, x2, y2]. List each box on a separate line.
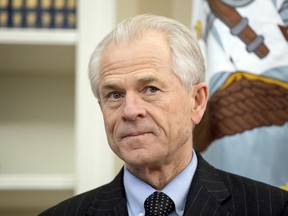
[144, 191, 175, 216]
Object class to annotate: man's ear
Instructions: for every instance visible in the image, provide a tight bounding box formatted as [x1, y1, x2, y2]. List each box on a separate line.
[191, 82, 208, 124]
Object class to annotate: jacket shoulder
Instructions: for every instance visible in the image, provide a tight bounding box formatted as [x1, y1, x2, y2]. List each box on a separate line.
[216, 165, 288, 215]
[196, 153, 288, 215]
[39, 169, 125, 216]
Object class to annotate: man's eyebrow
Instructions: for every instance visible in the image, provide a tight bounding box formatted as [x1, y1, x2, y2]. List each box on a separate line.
[100, 82, 122, 91]
[136, 76, 159, 85]
[136, 76, 157, 85]
[100, 75, 162, 92]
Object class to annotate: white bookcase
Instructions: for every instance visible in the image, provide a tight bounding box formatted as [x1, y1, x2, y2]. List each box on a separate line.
[0, 1, 116, 215]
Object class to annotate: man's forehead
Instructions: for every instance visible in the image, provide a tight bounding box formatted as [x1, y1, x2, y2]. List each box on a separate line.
[100, 42, 171, 77]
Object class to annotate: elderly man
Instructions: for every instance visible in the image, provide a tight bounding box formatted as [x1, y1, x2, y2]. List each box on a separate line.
[40, 14, 288, 216]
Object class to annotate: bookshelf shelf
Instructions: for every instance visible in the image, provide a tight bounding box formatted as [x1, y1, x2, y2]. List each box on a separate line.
[0, 29, 77, 45]
[0, 185, 74, 214]
[0, 174, 75, 190]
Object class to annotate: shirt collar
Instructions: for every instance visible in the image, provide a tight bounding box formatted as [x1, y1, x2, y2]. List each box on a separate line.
[124, 150, 198, 216]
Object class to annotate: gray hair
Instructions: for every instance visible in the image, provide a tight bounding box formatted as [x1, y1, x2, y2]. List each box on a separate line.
[89, 14, 205, 99]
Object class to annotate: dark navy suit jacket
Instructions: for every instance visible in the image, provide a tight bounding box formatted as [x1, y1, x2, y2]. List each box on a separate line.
[39, 153, 288, 216]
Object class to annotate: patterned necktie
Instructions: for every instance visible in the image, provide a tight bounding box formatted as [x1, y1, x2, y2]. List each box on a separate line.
[144, 191, 175, 216]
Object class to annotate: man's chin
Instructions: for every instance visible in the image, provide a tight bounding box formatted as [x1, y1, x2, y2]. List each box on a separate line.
[124, 153, 164, 169]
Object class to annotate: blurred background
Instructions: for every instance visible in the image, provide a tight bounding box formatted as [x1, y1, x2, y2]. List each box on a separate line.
[0, 0, 191, 215]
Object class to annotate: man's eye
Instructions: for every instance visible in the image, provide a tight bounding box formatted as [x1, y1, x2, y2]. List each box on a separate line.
[145, 86, 159, 94]
[108, 92, 123, 100]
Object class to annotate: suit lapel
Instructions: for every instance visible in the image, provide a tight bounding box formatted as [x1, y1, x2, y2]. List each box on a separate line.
[184, 153, 232, 216]
[86, 168, 129, 216]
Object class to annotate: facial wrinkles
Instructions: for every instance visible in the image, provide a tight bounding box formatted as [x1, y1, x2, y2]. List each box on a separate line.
[100, 56, 166, 78]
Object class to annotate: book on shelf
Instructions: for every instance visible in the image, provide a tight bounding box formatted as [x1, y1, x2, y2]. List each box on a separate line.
[0, 0, 76, 29]
[0, 0, 9, 27]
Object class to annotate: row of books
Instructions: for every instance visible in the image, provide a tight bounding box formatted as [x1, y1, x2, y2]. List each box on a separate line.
[0, 0, 76, 29]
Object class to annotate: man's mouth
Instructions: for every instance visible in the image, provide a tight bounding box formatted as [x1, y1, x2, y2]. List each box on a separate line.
[123, 131, 151, 139]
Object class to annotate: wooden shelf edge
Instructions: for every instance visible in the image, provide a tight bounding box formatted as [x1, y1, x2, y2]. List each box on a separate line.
[0, 174, 75, 190]
[0, 29, 77, 45]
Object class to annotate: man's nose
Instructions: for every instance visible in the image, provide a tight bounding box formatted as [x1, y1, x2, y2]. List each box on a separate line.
[121, 93, 147, 121]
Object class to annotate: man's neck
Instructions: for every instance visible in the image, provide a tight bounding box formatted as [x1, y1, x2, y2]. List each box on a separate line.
[126, 149, 192, 190]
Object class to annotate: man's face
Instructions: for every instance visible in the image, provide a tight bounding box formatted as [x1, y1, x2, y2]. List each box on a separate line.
[98, 30, 196, 169]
